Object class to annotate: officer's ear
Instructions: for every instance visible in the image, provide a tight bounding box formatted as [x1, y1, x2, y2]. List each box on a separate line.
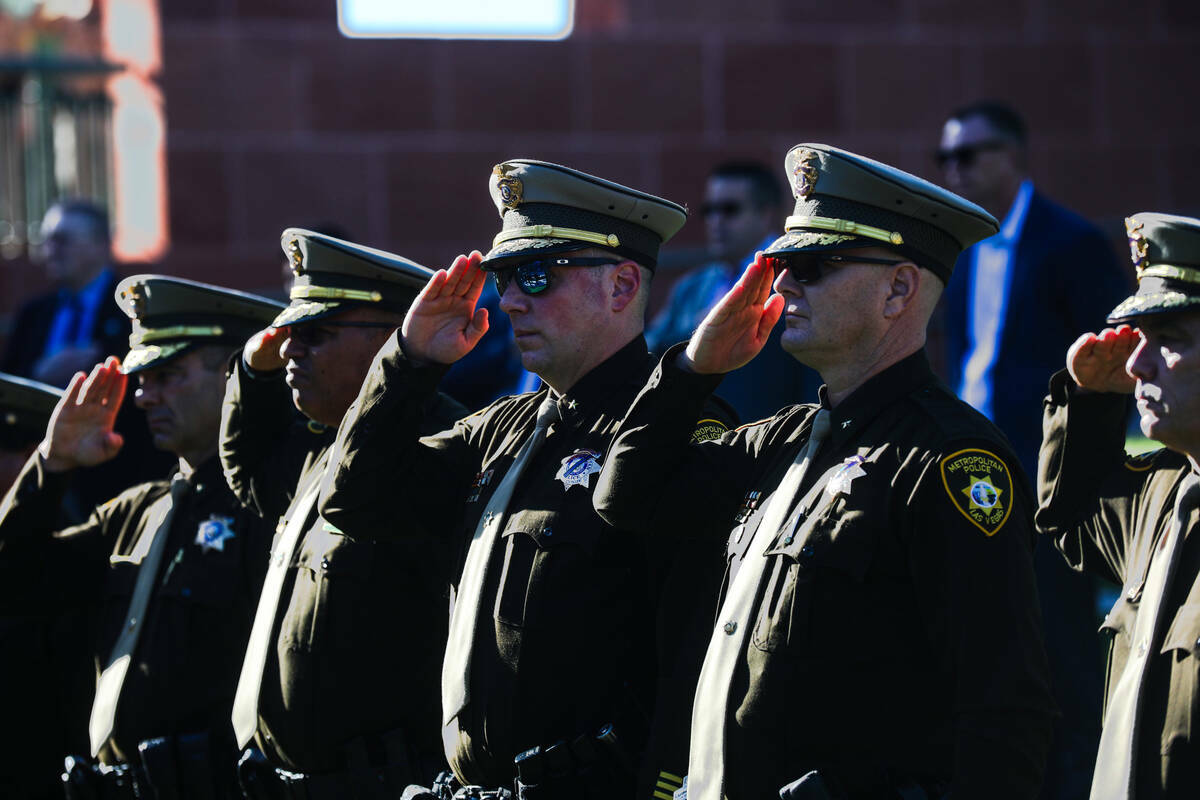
[609, 260, 642, 313]
[882, 262, 921, 320]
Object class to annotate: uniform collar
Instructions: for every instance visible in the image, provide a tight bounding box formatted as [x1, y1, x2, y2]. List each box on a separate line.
[179, 455, 226, 498]
[819, 349, 936, 449]
[549, 334, 650, 419]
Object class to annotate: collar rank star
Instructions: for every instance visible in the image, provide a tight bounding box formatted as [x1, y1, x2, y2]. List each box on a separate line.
[556, 449, 603, 491]
[826, 455, 867, 498]
[196, 515, 236, 553]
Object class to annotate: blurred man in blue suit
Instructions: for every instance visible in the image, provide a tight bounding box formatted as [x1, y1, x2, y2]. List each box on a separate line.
[937, 101, 1129, 800]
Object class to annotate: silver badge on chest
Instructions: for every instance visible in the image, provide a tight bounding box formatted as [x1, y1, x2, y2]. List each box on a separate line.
[195, 515, 236, 553]
[556, 449, 603, 491]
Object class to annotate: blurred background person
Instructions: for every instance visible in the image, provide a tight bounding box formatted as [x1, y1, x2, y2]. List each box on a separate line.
[2, 200, 127, 386]
[0, 199, 172, 514]
[648, 161, 819, 420]
[935, 100, 1128, 800]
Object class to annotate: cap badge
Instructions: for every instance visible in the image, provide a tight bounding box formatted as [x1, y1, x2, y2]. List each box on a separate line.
[556, 448, 603, 491]
[494, 163, 524, 211]
[120, 283, 148, 316]
[791, 150, 820, 199]
[1126, 217, 1149, 271]
[287, 239, 304, 272]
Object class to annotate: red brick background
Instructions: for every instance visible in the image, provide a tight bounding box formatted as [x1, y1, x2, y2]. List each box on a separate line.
[7, 0, 1200, 303]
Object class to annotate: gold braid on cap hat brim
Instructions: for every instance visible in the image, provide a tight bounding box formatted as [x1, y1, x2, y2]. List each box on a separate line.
[291, 285, 384, 303]
[785, 215, 904, 247]
[494, 225, 621, 250]
[131, 325, 225, 345]
[1138, 264, 1200, 285]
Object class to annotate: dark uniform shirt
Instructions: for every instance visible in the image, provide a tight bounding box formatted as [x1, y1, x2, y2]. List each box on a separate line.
[220, 359, 465, 776]
[1036, 371, 1200, 799]
[593, 347, 1056, 799]
[318, 333, 736, 788]
[0, 453, 270, 766]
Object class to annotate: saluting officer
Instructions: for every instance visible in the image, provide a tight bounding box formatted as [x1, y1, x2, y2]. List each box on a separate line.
[317, 160, 736, 797]
[593, 144, 1056, 799]
[0, 373, 92, 800]
[1037, 212, 1200, 799]
[224, 231, 465, 798]
[0, 277, 283, 799]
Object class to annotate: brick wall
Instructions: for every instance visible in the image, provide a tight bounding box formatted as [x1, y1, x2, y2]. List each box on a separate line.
[17, 0, 1200, 298]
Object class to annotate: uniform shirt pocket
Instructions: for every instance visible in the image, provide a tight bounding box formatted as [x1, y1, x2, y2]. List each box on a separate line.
[751, 502, 880, 658]
[283, 525, 372, 651]
[494, 508, 609, 629]
[1158, 602, 1200, 751]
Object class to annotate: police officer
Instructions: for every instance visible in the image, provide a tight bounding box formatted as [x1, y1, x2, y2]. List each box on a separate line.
[0, 373, 91, 800]
[224, 231, 465, 797]
[316, 160, 736, 797]
[593, 144, 1057, 799]
[1037, 212, 1200, 799]
[0, 277, 283, 799]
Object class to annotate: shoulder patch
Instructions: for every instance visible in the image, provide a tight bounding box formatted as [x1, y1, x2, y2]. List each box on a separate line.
[1124, 448, 1165, 472]
[940, 448, 1013, 537]
[691, 418, 729, 443]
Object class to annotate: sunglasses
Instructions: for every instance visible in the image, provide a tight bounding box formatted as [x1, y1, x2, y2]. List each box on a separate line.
[492, 257, 616, 296]
[763, 253, 906, 284]
[701, 200, 746, 218]
[286, 320, 395, 348]
[934, 140, 1008, 169]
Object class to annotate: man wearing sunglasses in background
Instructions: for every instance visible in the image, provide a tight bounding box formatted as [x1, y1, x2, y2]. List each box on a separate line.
[593, 144, 1056, 799]
[937, 101, 1128, 800]
[224, 230, 466, 798]
[317, 160, 736, 798]
[646, 161, 819, 421]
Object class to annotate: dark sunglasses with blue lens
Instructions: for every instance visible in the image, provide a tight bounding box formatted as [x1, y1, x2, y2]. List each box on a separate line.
[492, 257, 617, 296]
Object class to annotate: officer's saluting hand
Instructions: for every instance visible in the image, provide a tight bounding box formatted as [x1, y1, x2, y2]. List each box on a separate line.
[677, 253, 783, 376]
[1064, 324, 1139, 394]
[39, 356, 127, 472]
[399, 250, 490, 365]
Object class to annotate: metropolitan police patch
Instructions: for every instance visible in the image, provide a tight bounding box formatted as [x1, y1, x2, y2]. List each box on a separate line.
[940, 448, 1013, 537]
[691, 418, 729, 443]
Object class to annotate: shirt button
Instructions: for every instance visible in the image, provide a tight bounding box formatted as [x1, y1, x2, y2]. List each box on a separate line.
[723, 621, 737, 635]
[128, 618, 137, 630]
[1137, 640, 1148, 657]
[1127, 587, 1138, 600]
[799, 544, 815, 562]
[321, 557, 330, 570]
[544, 528, 553, 537]
[783, 535, 795, 546]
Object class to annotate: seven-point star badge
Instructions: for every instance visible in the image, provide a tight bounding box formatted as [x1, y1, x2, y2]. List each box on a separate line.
[556, 449, 603, 491]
